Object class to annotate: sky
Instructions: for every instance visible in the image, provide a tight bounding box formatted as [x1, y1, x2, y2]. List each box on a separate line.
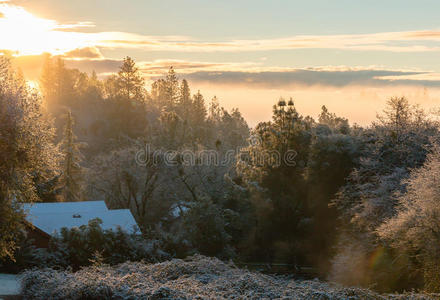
[2, 0, 440, 126]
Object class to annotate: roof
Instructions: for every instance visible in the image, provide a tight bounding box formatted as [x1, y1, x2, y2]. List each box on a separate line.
[23, 201, 108, 214]
[22, 201, 138, 235]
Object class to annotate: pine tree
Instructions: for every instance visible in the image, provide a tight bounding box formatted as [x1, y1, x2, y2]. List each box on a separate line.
[105, 57, 148, 140]
[191, 91, 207, 143]
[192, 91, 207, 125]
[208, 96, 221, 123]
[59, 111, 84, 202]
[40, 54, 56, 103]
[117, 56, 144, 101]
[165, 67, 179, 110]
[40, 56, 75, 109]
[318, 105, 349, 133]
[179, 79, 191, 120]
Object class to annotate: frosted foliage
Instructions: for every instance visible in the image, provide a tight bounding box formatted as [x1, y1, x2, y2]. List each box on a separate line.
[379, 144, 440, 244]
[21, 255, 438, 300]
[378, 144, 440, 290]
[0, 57, 58, 259]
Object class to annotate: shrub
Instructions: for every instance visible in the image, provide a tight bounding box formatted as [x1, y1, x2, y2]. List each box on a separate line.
[21, 254, 436, 300]
[18, 218, 169, 271]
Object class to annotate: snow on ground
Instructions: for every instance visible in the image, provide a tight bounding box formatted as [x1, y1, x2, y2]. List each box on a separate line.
[20, 255, 440, 299]
[0, 274, 20, 296]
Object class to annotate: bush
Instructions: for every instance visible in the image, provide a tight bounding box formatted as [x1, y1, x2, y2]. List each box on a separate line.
[21, 254, 437, 300]
[14, 218, 170, 271]
[182, 198, 234, 258]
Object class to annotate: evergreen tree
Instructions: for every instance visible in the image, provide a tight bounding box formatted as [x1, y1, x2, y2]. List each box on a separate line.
[40, 54, 56, 104]
[318, 105, 349, 133]
[165, 66, 179, 109]
[191, 91, 207, 125]
[191, 91, 207, 142]
[208, 96, 222, 124]
[40, 57, 75, 108]
[59, 111, 84, 202]
[117, 56, 145, 101]
[178, 79, 191, 120]
[105, 57, 147, 140]
[237, 98, 312, 263]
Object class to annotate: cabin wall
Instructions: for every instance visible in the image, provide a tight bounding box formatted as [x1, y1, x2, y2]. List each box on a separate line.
[25, 225, 50, 248]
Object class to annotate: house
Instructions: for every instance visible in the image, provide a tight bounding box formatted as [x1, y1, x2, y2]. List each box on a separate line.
[22, 201, 138, 248]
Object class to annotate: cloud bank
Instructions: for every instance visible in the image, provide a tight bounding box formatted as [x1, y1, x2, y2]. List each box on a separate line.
[3, 2, 440, 56]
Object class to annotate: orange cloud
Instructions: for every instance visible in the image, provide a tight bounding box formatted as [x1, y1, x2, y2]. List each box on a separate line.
[92, 30, 440, 53]
[63, 47, 103, 60]
[10, 50, 440, 90]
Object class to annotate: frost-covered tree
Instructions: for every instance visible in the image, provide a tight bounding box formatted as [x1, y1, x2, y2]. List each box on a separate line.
[378, 143, 440, 291]
[318, 105, 349, 134]
[333, 97, 437, 232]
[87, 145, 178, 229]
[0, 57, 58, 259]
[158, 110, 185, 149]
[206, 97, 249, 150]
[59, 111, 84, 202]
[330, 97, 439, 290]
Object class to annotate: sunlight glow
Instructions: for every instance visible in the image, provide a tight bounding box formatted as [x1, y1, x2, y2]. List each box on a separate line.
[26, 79, 39, 90]
[0, 4, 94, 56]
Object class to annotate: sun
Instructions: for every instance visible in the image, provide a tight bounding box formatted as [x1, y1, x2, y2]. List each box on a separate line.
[0, 4, 93, 56]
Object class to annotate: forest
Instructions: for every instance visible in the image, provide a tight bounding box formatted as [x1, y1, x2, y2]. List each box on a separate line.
[2, 54, 440, 297]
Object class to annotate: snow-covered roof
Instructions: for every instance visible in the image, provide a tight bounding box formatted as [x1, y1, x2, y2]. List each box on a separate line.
[22, 201, 138, 235]
[22, 201, 108, 214]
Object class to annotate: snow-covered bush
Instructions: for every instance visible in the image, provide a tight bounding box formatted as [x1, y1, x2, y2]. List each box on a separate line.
[28, 218, 169, 270]
[21, 254, 437, 300]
